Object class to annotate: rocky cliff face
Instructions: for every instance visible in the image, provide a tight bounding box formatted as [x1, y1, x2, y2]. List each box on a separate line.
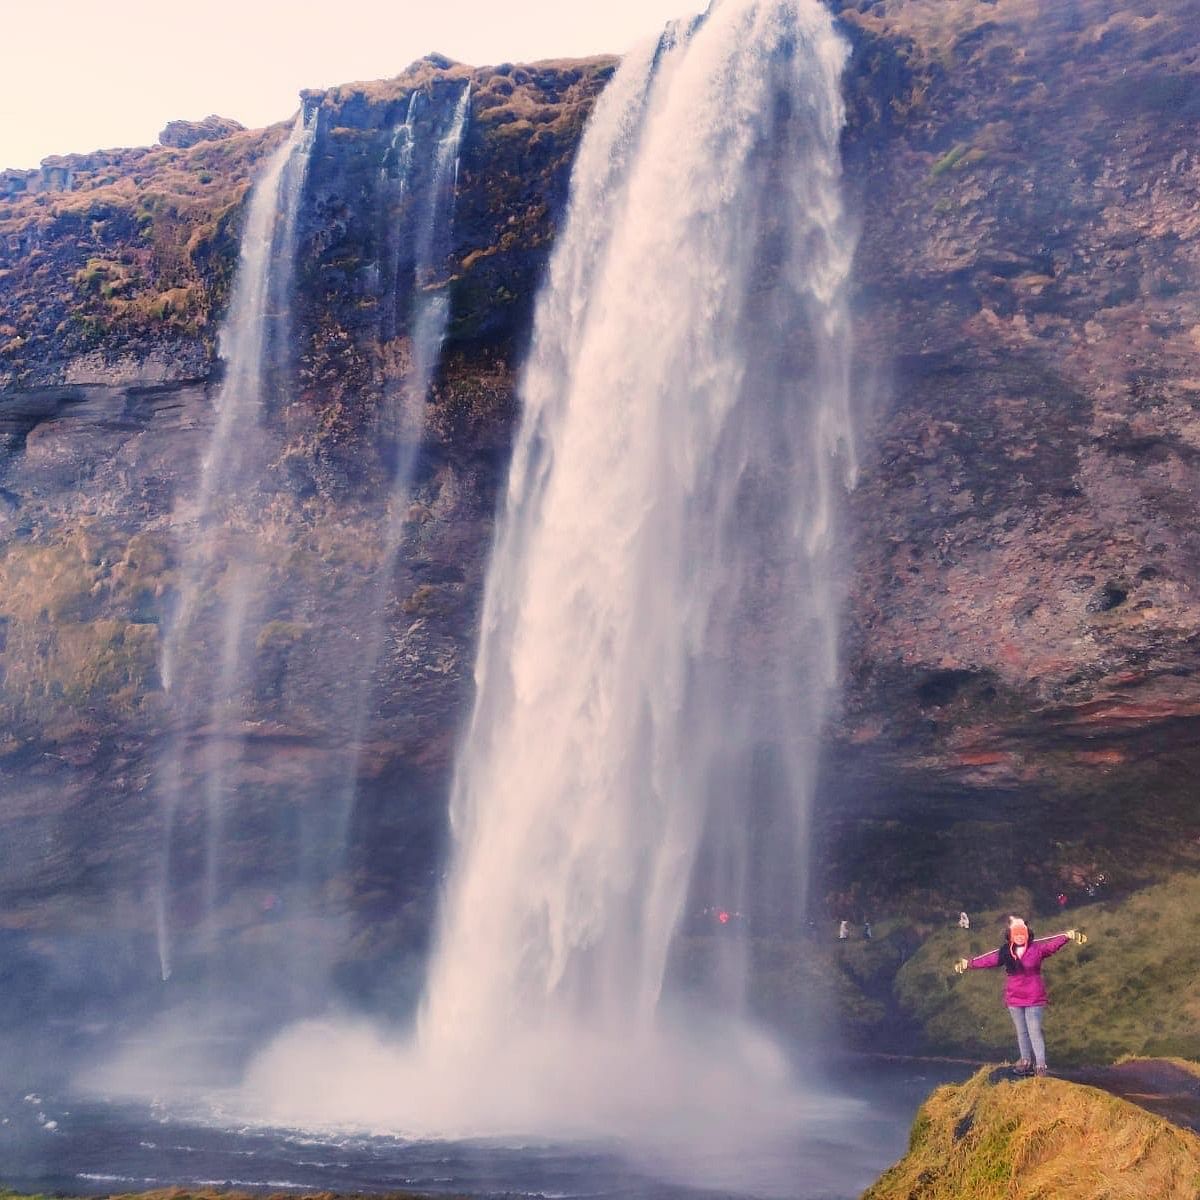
[0, 58, 614, 975]
[1, 1, 1198, 1012]
[819, 0, 1200, 914]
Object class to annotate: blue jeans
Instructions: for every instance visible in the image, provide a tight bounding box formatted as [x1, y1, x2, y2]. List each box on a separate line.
[1008, 1004, 1046, 1067]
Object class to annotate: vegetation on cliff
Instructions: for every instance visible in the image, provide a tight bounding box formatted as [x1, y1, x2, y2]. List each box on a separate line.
[0, 126, 285, 385]
[862, 1065, 1200, 1200]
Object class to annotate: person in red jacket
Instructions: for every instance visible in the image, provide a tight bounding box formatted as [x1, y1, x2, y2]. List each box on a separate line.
[954, 915, 1088, 1076]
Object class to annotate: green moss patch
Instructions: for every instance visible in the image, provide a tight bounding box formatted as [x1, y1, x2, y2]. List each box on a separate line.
[0, 123, 285, 374]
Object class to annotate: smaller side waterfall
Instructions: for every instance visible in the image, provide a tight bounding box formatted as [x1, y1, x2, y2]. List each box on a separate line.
[154, 112, 315, 984]
[321, 81, 472, 882]
[377, 91, 421, 344]
[150, 85, 470, 996]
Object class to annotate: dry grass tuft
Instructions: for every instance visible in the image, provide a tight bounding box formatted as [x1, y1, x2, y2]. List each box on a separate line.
[864, 1066, 1200, 1199]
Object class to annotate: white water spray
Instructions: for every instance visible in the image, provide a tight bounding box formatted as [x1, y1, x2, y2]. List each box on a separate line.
[245, 0, 856, 1144]
[154, 113, 315, 983]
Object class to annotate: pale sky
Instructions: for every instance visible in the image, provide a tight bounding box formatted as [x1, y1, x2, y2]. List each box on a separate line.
[1, 0, 698, 171]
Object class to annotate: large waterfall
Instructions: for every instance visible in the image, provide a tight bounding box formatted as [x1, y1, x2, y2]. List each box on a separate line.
[420, 0, 854, 1047]
[245, 0, 856, 1148]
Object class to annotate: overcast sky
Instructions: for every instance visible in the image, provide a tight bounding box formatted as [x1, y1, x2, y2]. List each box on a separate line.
[1, 0, 697, 171]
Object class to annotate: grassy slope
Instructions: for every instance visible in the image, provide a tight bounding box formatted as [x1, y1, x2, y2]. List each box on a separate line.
[895, 874, 1200, 1064]
[862, 1066, 1200, 1200]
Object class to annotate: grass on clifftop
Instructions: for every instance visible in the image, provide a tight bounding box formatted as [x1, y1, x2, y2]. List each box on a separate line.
[896, 873, 1200, 1064]
[862, 1066, 1200, 1200]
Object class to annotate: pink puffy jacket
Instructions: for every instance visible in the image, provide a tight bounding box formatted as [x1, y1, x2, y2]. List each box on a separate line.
[967, 933, 1070, 1006]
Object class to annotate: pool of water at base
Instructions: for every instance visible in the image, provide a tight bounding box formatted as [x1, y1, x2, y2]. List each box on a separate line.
[0, 1058, 973, 1200]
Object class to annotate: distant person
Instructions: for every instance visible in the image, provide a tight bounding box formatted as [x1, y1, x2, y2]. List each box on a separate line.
[958, 910, 970, 929]
[954, 915, 1088, 1077]
[863, 919, 872, 940]
[838, 919, 849, 941]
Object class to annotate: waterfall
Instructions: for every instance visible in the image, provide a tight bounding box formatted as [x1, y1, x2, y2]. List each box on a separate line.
[419, 0, 854, 1055]
[324, 81, 471, 873]
[243, 0, 856, 1145]
[150, 83, 469, 992]
[154, 113, 315, 984]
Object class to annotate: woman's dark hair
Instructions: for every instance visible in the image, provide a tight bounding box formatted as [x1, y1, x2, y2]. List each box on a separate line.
[998, 924, 1035, 973]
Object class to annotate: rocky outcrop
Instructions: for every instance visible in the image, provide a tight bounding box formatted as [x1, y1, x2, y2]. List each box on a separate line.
[158, 115, 246, 149]
[815, 0, 1200, 913]
[863, 1064, 1200, 1200]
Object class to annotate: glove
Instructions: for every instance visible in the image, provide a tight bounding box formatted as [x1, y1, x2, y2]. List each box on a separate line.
[1067, 929, 1088, 944]
[953, 957, 969, 974]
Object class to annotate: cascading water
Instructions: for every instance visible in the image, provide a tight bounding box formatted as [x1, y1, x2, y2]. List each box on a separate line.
[326, 83, 471, 860]
[421, 0, 854, 1049]
[244, 0, 857, 1149]
[154, 112, 315, 984]
[149, 83, 469, 995]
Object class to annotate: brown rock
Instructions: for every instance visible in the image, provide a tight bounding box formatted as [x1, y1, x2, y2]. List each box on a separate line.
[158, 114, 246, 149]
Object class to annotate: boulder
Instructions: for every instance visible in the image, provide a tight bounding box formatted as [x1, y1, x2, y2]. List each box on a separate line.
[158, 114, 246, 149]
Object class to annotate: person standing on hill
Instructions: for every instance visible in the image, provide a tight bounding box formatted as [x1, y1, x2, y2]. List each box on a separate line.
[954, 915, 1088, 1077]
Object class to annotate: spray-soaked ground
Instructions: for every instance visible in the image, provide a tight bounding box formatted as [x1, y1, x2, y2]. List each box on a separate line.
[0, 1058, 971, 1200]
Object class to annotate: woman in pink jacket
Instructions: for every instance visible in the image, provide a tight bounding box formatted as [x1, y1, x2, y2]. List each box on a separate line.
[954, 915, 1087, 1076]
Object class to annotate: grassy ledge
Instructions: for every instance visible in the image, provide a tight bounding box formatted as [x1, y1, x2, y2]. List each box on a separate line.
[862, 1066, 1200, 1200]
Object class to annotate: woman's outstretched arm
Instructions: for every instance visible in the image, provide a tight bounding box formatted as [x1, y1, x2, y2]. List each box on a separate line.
[954, 947, 1001, 973]
[1034, 929, 1087, 957]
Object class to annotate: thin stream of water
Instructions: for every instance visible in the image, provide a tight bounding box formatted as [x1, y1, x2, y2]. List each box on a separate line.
[154, 112, 316, 983]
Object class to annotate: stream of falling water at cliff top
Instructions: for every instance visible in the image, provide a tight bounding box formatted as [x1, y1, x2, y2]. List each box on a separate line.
[241, 0, 859, 1168]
